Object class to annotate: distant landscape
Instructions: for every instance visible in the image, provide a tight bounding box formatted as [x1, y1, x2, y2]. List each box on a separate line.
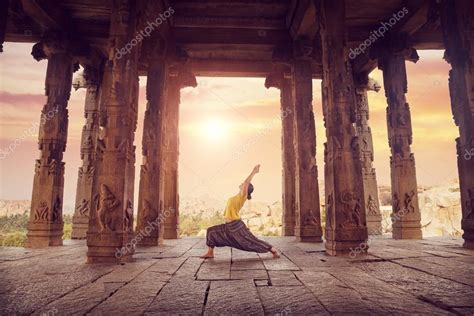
[0, 180, 463, 247]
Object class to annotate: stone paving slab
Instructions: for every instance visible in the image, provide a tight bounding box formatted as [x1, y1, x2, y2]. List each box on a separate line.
[1, 236, 473, 315]
[204, 280, 264, 315]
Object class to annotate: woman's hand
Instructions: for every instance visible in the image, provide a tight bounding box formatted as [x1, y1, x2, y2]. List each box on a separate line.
[253, 164, 260, 174]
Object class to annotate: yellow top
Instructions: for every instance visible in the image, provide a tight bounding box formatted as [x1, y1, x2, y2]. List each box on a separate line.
[223, 193, 247, 221]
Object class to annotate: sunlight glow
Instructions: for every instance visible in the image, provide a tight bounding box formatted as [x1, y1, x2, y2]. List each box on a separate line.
[201, 118, 228, 142]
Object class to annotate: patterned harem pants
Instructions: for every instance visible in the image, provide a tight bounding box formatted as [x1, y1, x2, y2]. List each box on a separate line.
[206, 220, 273, 253]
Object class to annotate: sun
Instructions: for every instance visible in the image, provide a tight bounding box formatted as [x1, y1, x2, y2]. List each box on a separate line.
[201, 118, 228, 142]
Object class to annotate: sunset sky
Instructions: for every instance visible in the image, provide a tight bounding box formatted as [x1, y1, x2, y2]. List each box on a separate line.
[0, 43, 459, 208]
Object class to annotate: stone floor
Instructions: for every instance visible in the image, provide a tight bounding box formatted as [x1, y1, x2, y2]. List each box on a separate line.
[1, 236, 474, 315]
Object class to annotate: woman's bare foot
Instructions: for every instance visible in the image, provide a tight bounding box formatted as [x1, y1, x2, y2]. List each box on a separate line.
[200, 247, 214, 259]
[270, 247, 280, 259]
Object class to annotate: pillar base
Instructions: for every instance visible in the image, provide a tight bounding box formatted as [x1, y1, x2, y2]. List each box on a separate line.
[392, 226, 422, 239]
[367, 218, 383, 235]
[86, 231, 135, 264]
[325, 240, 369, 256]
[71, 215, 89, 239]
[295, 226, 323, 243]
[137, 236, 163, 247]
[25, 222, 64, 248]
[325, 227, 368, 256]
[282, 224, 296, 237]
[163, 226, 179, 239]
[462, 219, 474, 249]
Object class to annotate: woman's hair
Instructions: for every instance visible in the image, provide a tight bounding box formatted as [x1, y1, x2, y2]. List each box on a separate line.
[247, 183, 254, 200]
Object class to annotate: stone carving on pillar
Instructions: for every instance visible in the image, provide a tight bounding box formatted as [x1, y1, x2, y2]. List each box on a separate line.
[86, 0, 141, 263]
[264, 69, 297, 236]
[289, 39, 323, 242]
[439, 0, 474, 248]
[161, 59, 197, 239]
[26, 34, 76, 248]
[72, 64, 103, 239]
[353, 73, 382, 234]
[137, 35, 167, 246]
[319, 0, 368, 255]
[376, 34, 422, 239]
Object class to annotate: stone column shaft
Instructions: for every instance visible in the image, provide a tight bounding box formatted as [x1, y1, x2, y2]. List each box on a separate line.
[379, 49, 422, 240]
[162, 68, 196, 239]
[265, 71, 297, 236]
[319, 0, 368, 255]
[86, 0, 140, 263]
[162, 74, 180, 239]
[292, 59, 323, 242]
[26, 45, 74, 248]
[354, 77, 382, 235]
[72, 66, 102, 239]
[137, 58, 167, 246]
[440, 0, 474, 249]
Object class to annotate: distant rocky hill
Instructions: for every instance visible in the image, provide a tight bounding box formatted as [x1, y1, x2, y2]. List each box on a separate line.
[1, 180, 462, 238]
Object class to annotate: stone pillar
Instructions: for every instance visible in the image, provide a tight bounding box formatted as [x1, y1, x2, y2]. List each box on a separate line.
[137, 55, 167, 246]
[162, 66, 197, 239]
[26, 38, 74, 248]
[354, 74, 382, 235]
[71, 65, 103, 239]
[86, 0, 140, 263]
[440, 0, 474, 249]
[265, 70, 297, 236]
[319, 0, 368, 255]
[378, 38, 422, 240]
[292, 54, 323, 242]
[0, 0, 7, 53]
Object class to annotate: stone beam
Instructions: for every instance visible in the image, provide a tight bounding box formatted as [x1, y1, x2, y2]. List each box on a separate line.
[174, 27, 291, 46]
[287, 0, 318, 40]
[173, 16, 286, 30]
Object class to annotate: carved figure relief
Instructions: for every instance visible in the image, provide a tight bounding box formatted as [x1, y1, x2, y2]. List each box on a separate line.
[304, 210, 319, 227]
[34, 201, 49, 222]
[83, 135, 93, 150]
[326, 193, 334, 229]
[404, 190, 416, 213]
[124, 200, 133, 232]
[76, 198, 90, 217]
[465, 188, 474, 219]
[48, 159, 57, 175]
[393, 193, 401, 214]
[367, 194, 378, 216]
[143, 199, 158, 224]
[340, 191, 362, 228]
[52, 197, 61, 222]
[97, 184, 120, 232]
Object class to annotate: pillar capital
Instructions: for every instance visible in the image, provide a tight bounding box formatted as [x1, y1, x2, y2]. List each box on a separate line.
[373, 35, 419, 69]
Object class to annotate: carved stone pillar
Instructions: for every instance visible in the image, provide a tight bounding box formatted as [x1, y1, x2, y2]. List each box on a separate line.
[265, 70, 297, 236]
[292, 56, 323, 242]
[86, 0, 140, 263]
[378, 38, 422, 240]
[440, 0, 474, 249]
[162, 66, 197, 239]
[354, 74, 382, 235]
[26, 39, 74, 248]
[71, 65, 103, 239]
[0, 0, 8, 53]
[319, 0, 368, 255]
[137, 55, 167, 246]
